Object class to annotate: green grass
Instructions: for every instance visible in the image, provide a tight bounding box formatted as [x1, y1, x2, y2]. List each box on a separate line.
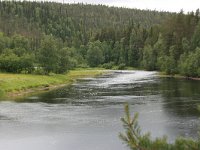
[0, 69, 105, 97]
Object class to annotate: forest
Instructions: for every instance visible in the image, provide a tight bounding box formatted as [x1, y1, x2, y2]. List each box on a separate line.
[0, 1, 200, 77]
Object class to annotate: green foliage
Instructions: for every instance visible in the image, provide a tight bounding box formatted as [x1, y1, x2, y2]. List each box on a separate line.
[0, 1, 170, 42]
[179, 48, 200, 77]
[119, 104, 142, 150]
[120, 104, 200, 150]
[38, 35, 59, 74]
[158, 56, 177, 75]
[0, 1, 199, 77]
[142, 45, 157, 70]
[11, 34, 30, 50]
[0, 52, 34, 73]
[57, 47, 77, 73]
[118, 63, 126, 70]
[191, 22, 200, 49]
[101, 62, 115, 69]
[33, 67, 46, 75]
[86, 41, 104, 67]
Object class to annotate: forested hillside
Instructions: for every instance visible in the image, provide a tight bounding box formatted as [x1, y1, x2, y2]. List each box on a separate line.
[0, 1, 200, 77]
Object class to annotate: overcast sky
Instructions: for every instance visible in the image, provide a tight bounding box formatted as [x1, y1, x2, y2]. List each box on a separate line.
[30, 0, 199, 12]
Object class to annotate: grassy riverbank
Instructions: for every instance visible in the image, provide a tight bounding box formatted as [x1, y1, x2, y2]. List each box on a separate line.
[0, 69, 105, 98]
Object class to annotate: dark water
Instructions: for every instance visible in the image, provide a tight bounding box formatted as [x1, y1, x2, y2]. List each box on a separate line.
[0, 70, 200, 150]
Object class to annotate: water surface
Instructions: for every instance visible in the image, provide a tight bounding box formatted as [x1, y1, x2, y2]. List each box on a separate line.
[0, 70, 200, 150]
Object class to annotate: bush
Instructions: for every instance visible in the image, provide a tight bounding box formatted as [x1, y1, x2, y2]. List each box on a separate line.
[0, 53, 34, 73]
[77, 63, 89, 68]
[117, 63, 126, 70]
[101, 62, 115, 69]
[33, 67, 46, 75]
[178, 48, 200, 77]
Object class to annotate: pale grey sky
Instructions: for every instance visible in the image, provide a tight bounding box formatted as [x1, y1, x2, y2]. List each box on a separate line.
[28, 0, 200, 12]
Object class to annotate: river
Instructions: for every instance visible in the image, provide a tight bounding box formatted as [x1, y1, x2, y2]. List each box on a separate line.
[0, 70, 200, 150]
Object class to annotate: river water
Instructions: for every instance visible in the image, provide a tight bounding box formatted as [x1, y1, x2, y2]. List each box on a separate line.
[0, 70, 200, 150]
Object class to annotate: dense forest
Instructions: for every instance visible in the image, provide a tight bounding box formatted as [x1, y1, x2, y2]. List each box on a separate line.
[0, 1, 200, 77]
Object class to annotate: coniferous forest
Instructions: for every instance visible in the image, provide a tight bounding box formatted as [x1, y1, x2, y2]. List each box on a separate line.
[0, 1, 200, 77]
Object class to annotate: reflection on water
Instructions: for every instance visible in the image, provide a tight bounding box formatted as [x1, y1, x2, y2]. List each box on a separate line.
[0, 70, 200, 150]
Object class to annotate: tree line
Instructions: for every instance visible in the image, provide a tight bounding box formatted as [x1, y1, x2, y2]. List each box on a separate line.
[0, 1, 199, 77]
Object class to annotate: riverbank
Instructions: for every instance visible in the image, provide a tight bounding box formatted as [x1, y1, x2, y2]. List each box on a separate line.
[159, 72, 200, 81]
[0, 69, 106, 98]
[2, 69, 199, 99]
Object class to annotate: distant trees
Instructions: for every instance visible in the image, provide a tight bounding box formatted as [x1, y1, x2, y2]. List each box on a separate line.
[0, 1, 199, 77]
[191, 22, 200, 49]
[179, 47, 200, 77]
[38, 36, 59, 74]
[142, 45, 157, 70]
[0, 33, 34, 73]
[0, 52, 34, 73]
[0, 33, 79, 74]
[57, 47, 78, 73]
[86, 41, 104, 67]
[38, 36, 79, 74]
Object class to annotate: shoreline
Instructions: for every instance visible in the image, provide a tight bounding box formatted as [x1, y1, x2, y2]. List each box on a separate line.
[1, 69, 200, 99]
[158, 73, 200, 81]
[7, 84, 68, 99]
[0, 69, 107, 99]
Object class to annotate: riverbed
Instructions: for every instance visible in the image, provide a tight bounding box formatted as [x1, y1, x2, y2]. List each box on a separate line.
[0, 70, 200, 150]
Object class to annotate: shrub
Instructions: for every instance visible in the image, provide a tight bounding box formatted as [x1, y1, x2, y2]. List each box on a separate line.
[101, 62, 115, 69]
[118, 63, 126, 70]
[33, 67, 46, 75]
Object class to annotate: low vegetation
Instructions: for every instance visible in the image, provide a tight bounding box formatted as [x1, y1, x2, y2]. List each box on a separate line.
[120, 104, 200, 150]
[0, 69, 105, 97]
